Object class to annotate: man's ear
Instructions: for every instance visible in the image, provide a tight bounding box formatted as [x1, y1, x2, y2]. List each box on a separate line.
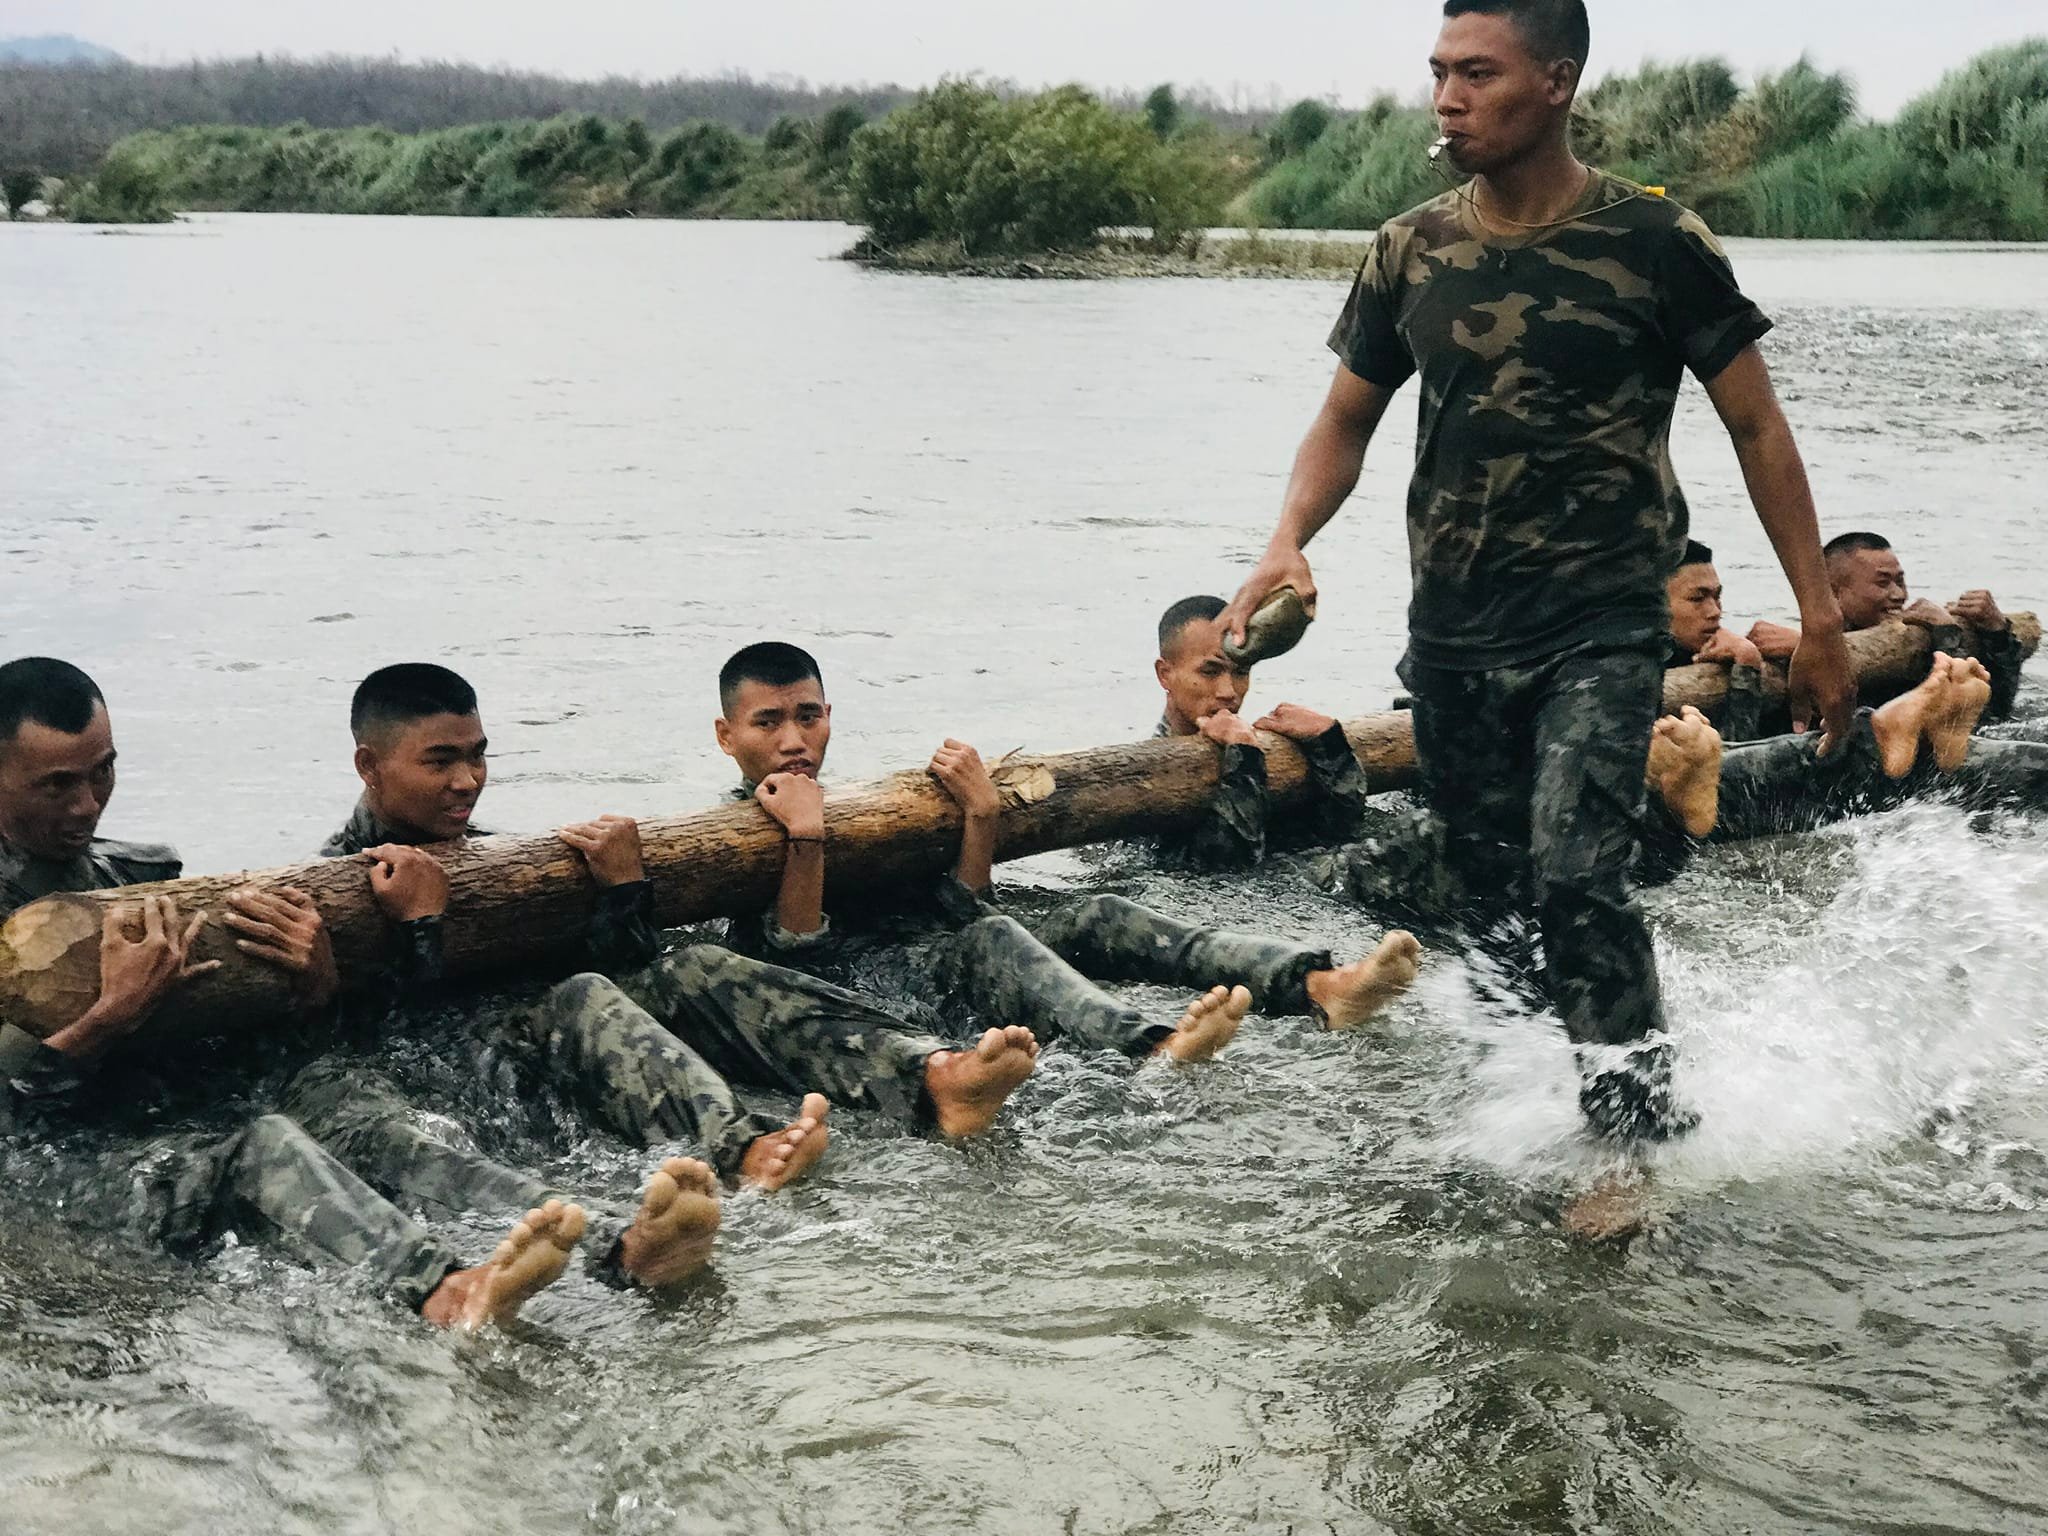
[714, 717, 734, 757]
[1549, 58, 1580, 107]
[1154, 656, 1171, 689]
[352, 742, 378, 787]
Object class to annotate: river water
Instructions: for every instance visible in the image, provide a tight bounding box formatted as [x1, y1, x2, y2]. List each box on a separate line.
[3, 216, 2047, 1535]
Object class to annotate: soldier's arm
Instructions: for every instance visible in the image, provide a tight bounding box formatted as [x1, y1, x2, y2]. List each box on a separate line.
[1702, 347, 1854, 744]
[1222, 369, 1397, 644]
[1722, 663, 1766, 744]
[1159, 743, 1268, 872]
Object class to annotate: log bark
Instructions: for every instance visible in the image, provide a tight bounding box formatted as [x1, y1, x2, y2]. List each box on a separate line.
[0, 613, 2032, 1045]
[1661, 614, 2039, 720]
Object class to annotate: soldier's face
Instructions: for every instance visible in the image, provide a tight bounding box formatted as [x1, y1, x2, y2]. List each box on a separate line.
[1430, 13, 1578, 175]
[717, 679, 832, 784]
[1154, 619, 1252, 734]
[355, 711, 488, 843]
[0, 704, 116, 861]
[1830, 548, 1908, 630]
[1668, 563, 1724, 656]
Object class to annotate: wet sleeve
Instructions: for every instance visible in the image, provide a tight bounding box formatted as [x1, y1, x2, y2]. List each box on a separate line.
[1657, 216, 1773, 383]
[1721, 663, 1765, 744]
[1976, 624, 2026, 724]
[1156, 745, 1268, 871]
[932, 873, 1001, 928]
[724, 907, 839, 970]
[1325, 231, 1415, 390]
[0, 1020, 89, 1115]
[1291, 722, 1373, 847]
[585, 879, 659, 972]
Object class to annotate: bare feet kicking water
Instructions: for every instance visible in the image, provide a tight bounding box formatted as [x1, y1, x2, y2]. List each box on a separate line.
[1154, 984, 1252, 1064]
[1871, 653, 1953, 778]
[1562, 1171, 1650, 1245]
[1647, 706, 1724, 838]
[422, 1199, 587, 1330]
[739, 1093, 831, 1191]
[618, 1157, 722, 1289]
[1306, 931, 1423, 1030]
[1930, 655, 1993, 772]
[925, 1026, 1040, 1137]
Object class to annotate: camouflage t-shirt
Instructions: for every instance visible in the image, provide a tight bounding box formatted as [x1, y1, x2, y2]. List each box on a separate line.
[1329, 172, 1772, 671]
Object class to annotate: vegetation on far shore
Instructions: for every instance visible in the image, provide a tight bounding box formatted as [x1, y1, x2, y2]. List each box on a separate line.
[7, 40, 2046, 249]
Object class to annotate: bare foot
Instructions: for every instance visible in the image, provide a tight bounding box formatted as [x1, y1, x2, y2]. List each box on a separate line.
[1930, 655, 1993, 772]
[421, 1199, 586, 1330]
[1306, 931, 1422, 1031]
[1646, 706, 1724, 838]
[1562, 1172, 1650, 1244]
[739, 1093, 831, 1191]
[925, 1026, 1039, 1138]
[1154, 985, 1251, 1064]
[618, 1157, 721, 1289]
[1871, 653, 1951, 778]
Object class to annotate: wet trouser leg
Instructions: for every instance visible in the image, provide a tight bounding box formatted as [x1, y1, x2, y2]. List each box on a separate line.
[515, 972, 786, 1181]
[1024, 894, 1331, 1017]
[935, 914, 1169, 1058]
[149, 1112, 465, 1313]
[1947, 736, 2048, 811]
[617, 945, 949, 1126]
[1408, 644, 1683, 1143]
[1302, 801, 1467, 933]
[1635, 712, 1897, 881]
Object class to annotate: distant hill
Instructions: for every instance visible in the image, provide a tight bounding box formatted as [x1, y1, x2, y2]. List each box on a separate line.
[0, 34, 122, 65]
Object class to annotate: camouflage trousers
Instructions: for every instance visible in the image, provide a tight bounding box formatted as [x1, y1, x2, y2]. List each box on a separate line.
[139, 1112, 464, 1312]
[1397, 642, 1682, 1143]
[929, 897, 1332, 1058]
[288, 944, 958, 1261]
[1635, 715, 2048, 883]
[616, 943, 951, 1127]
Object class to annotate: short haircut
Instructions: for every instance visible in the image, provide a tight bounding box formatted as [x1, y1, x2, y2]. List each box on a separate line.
[719, 642, 823, 715]
[1442, 0, 1591, 69]
[350, 663, 479, 743]
[1679, 540, 1714, 569]
[0, 657, 105, 746]
[1158, 595, 1228, 655]
[1823, 531, 1891, 564]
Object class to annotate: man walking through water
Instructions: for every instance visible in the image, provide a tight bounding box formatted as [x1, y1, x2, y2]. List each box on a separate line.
[1222, 0, 1856, 1233]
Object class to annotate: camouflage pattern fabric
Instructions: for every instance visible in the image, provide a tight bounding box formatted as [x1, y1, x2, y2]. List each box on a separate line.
[0, 833, 181, 916]
[932, 913, 1171, 1057]
[137, 1109, 466, 1312]
[1026, 894, 1331, 1018]
[1149, 718, 1374, 872]
[1330, 174, 1772, 673]
[1401, 641, 1689, 1142]
[617, 945, 948, 1127]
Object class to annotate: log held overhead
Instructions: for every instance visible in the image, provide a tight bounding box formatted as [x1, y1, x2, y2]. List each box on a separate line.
[0, 615, 2032, 1044]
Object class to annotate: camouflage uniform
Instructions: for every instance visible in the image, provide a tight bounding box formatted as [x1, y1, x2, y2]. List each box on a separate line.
[0, 834, 465, 1312]
[1668, 639, 1767, 743]
[725, 782, 1336, 1052]
[309, 798, 952, 1217]
[1326, 175, 1775, 1140]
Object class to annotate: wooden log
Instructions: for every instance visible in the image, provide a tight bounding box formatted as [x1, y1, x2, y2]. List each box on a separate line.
[1661, 614, 2039, 720]
[1, 612, 2033, 1046]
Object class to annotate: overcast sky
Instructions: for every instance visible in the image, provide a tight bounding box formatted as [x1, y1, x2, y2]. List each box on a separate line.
[5, 1, 2038, 118]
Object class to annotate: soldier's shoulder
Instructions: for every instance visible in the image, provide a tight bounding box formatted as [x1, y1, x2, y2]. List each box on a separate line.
[1382, 187, 1466, 242]
[93, 837, 183, 885]
[1597, 177, 1726, 245]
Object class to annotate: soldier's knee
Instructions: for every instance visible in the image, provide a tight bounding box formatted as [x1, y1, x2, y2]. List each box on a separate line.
[548, 971, 623, 1012]
[240, 1113, 309, 1157]
[1066, 894, 1137, 927]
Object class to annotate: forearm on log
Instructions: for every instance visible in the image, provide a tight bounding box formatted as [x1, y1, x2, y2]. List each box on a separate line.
[0, 613, 2033, 1044]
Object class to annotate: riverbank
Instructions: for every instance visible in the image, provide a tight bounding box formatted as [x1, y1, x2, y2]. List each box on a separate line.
[842, 231, 1369, 279]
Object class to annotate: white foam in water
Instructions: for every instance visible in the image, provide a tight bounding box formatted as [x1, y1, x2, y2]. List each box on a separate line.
[1413, 804, 2048, 1188]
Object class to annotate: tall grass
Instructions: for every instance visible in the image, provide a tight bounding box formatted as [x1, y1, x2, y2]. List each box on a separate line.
[1242, 41, 2048, 241]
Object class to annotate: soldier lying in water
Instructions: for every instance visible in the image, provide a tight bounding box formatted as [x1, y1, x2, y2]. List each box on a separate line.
[711, 642, 1418, 1051]
[294, 662, 1037, 1257]
[0, 657, 580, 1331]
